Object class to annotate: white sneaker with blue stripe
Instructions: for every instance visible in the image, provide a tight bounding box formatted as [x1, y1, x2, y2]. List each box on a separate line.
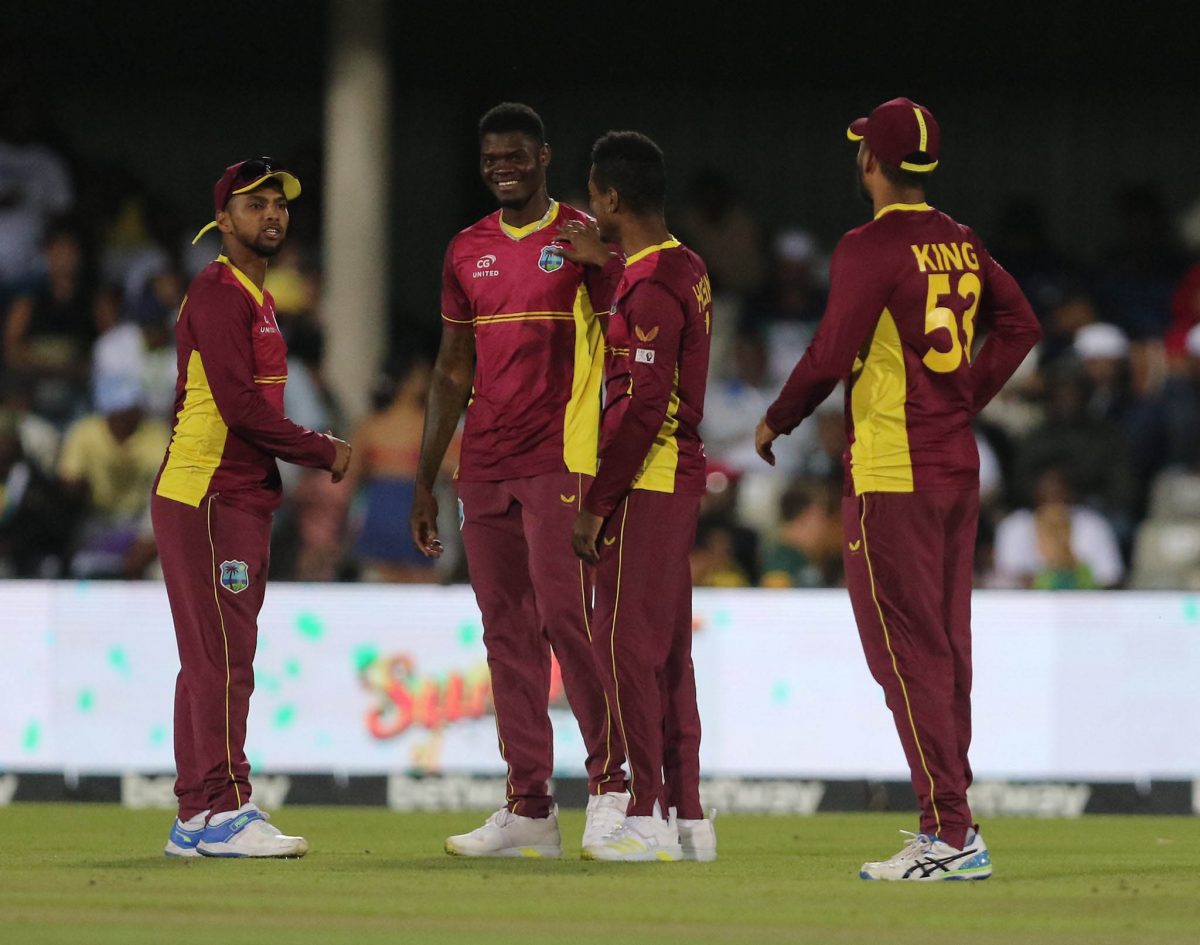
[860, 827, 991, 881]
[196, 803, 309, 858]
[164, 810, 209, 858]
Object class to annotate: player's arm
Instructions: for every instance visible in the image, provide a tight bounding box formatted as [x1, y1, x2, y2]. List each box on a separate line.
[576, 282, 684, 561]
[188, 284, 342, 473]
[758, 235, 889, 463]
[969, 249, 1043, 413]
[558, 218, 624, 311]
[411, 245, 476, 559]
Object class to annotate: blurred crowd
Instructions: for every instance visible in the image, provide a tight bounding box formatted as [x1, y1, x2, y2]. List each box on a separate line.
[3, 103, 1200, 589]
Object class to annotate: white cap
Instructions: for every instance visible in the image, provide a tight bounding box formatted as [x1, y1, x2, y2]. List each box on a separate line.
[1073, 322, 1129, 360]
[1186, 322, 1200, 358]
[773, 228, 818, 264]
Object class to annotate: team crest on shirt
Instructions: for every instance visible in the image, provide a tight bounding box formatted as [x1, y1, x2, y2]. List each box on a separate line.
[219, 560, 250, 594]
[538, 245, 564, 273]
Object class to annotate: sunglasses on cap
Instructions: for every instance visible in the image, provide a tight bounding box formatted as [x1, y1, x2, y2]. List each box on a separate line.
[192, 157, 302, 244]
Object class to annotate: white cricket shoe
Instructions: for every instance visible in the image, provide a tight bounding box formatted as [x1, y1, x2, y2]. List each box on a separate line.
[860, 828, 991, 881]
[444, 806, 562, 858]
[582, 803, 682, 862]
[582, 791, 629, 849]
[196, 803, 309, 858]
[677, 808, 717, 862]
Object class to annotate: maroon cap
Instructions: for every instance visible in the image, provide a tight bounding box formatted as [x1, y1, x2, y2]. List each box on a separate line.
[846, 98, 940, 173]
[192, 157, 301, 244]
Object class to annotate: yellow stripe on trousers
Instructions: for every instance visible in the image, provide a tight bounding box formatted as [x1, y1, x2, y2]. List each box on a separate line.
[859, 494, 941, 835]
[607, 501, 635, 806]
[576, 473, 616, 795]
[206, 496, 241, 809]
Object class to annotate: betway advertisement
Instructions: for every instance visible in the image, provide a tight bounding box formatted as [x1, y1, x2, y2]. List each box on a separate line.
[2, 583, 1198, 780]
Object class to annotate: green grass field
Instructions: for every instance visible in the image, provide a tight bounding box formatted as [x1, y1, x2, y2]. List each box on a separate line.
[1, 805, 1197, 945]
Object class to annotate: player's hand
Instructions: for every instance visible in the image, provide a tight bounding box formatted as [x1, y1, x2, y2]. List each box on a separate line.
[328, 435, 352, 482]
[755, 417, 779, 466]
[571, 509, 604, 564]
[557, 219, 616, 268]
[410, 485, 444, 558]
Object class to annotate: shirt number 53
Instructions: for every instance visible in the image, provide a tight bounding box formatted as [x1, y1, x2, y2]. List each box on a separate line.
[921, 272, 981, 373]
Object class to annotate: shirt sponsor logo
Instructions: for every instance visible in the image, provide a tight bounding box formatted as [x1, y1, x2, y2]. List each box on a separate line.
[538, 245, 564, 273]
[473, 254, 499, 279]
[635, 348, 655, 364]
[220, 559, 250, 593]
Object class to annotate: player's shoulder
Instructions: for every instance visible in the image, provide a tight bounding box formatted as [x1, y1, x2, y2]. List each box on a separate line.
[184, 261, 255, 316]
[631, 241, 706, 299]
[554, 201, 594, 227]
[447, 211, 502, 250]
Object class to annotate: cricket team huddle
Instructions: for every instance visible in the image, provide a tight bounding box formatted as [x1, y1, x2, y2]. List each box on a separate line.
[155, 98, 1038, 880]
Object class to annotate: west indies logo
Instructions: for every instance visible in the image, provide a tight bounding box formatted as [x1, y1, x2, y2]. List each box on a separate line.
[538, 245, 564, 273]
[359, 653, 568, 740]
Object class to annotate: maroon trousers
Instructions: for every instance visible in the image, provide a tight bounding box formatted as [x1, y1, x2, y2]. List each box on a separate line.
[591, 489, 703, 819]
[151, 491, 271, 820]
[842, 488, 979, 849]
[459, 471, 627, 818]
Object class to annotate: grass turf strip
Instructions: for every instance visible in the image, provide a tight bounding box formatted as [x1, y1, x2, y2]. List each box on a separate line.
[0, 805, 1197, 945]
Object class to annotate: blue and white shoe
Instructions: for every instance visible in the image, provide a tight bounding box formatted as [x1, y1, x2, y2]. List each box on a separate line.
[860, 827, 991, 881]
[196, 803, 309, 858]
[164, 811, 209, 858]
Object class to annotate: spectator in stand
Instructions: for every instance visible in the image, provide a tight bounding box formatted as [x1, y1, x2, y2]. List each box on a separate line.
[741, 227, 828, 386]
[759, 479, 843, 588]
[690, 515, 752, 588]
[1164, 323, 1200, 468]
[1010, 359, 1138, 552]
[347, 356, 459, 582]
[57, 375, 170, 577]
[1072, 321, 1168, 505]
[676, 169, 764, 382]
[1165, 258, 1200, 367]
[676, 169, 765, 297]
[91, 269, 180, 421]
[991, 465, 1124, 589]
[690, 461, 759, 588]
[988, 195, 1083, 335]
[3, 219, 97, 423]
[0, 407, 81, 577]
[0, 95, 74, 289]
[1094, 183, 1190, 343]
[0, 370, 60, 474]
[701, 330, 817, 532]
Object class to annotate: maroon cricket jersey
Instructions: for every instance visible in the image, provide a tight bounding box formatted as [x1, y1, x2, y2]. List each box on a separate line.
[441, 200, 622, 482]
[155, 255, 335, 511]
[585, 239, 712, 519]
[765, 203, 1041, 494]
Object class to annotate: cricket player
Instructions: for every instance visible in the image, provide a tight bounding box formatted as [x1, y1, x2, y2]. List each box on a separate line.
[569, 131, 716, 863]
[756, 99, 1041, 880]
[153, 158, 351, 858]
[410, 103, 630, 857]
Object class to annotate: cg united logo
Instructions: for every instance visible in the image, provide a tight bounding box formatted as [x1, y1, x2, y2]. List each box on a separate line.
[538, 245, 564, 273]
[473, 254, 499, 279]
[219, 560, 249, 593]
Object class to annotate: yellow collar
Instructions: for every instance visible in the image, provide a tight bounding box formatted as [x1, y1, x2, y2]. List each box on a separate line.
[499, 200, 560, 240]
[625, 237, 681, 267]
[217, 254, 265, 305]
[874, 202, 932, 221]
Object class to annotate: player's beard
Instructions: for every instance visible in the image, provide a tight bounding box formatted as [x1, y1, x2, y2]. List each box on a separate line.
[856, 164, 871, 205]
[249, 237, 284, 258]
